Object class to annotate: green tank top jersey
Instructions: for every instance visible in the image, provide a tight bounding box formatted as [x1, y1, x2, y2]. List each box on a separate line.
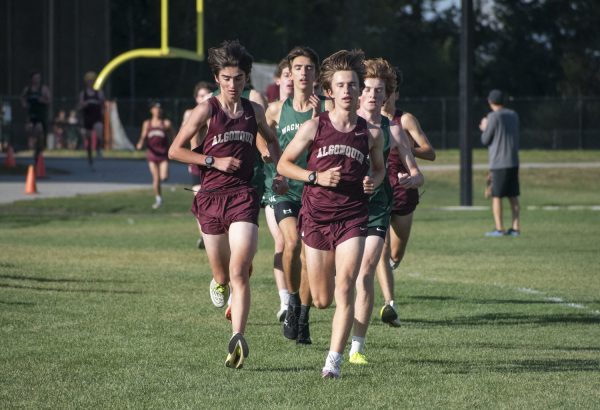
[369, 116, 393, 211]
[211, 88, 264, 198]
[273, 97, 316, 205]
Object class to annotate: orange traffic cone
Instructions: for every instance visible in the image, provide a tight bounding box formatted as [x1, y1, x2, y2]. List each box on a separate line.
[36, 153, 46, 178]
[25, 165, 37, 194]
[4, 146, 16, 168]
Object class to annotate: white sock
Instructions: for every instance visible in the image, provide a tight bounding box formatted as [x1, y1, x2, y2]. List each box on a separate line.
[227, 293, 232, 306]
[350, 336, 365, 356]
[324, 351, 343, 372]
[389, 300, 395, 307]
[279, 289, 290, 308]
[155, 195, 162, 204]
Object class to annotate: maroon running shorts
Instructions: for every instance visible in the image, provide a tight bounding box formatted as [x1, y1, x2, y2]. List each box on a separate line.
[192, 186, 259, 235]
[391, 186, 419, 216]
[298, 210, 368, 251]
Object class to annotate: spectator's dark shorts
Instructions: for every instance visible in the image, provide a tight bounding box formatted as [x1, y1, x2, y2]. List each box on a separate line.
[491, 166, 520, 197]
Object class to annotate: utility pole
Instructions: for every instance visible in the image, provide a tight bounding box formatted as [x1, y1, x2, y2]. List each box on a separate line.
[459, 0, 474, 205]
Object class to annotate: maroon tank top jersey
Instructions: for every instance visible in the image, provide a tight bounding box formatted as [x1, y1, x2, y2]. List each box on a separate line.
[387, 110, 419, 214]
[146, 120, 169, 162]
[198, 96, 258, 191]
[82, 89, 103, 130]
[302, 112, 370, 222]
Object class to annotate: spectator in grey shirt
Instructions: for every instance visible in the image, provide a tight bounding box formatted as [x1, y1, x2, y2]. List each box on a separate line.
[480, 89, 520, 237]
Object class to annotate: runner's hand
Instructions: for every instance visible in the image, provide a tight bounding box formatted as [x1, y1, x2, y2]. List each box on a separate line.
[396, 172, 414, 188]
[309, 94, 321, 118]
[317, 166, 341, 187]
[363, 175, 375, 194]
[272, 175, 289, 195]
[214, 157, 241, 173]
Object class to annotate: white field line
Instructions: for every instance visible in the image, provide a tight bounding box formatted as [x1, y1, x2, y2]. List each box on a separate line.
[516, 287, 599, 315]
[436, 205, 600, 211]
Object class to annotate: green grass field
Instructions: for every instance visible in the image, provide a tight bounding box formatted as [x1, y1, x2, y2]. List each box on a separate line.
[1, 151, 599, 408]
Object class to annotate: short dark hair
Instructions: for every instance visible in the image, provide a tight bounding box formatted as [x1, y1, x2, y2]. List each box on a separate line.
[286, 46, 320, 74]
[207, 40, 253, 77]
[193, 81, 215, 97]
[275, 58, 290, 78]
[319, 49, 366, 93]
[488, 89, 504, 105]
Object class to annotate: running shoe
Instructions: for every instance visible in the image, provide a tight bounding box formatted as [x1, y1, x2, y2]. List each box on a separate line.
[349, 352, 368, 365]
[283, 305, 299, 340]
[321, 369, 340, 379]
[296, 320, 312, 345]
[196, 237, 205, 249]
[225, 333, 249, 369]
[389, 258, 400, 270]
[276, 307, 287, 323]
[151, 201, 162, 210]
[485, 229, 505, 237]
[505, 228, 520, 237]
[209, 279, 229, 308]
[380, 303, 399, 325]
[225, 305, 232, 321]
[388, 318, 402, 328]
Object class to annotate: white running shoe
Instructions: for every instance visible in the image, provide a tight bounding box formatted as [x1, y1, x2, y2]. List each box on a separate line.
[209, 279, 229, 308]
[276, 306, 287, 322]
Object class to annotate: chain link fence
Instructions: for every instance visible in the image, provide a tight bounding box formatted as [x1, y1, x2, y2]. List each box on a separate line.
[2, 95, 599, 151]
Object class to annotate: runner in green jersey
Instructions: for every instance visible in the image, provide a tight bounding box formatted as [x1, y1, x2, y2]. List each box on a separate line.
[266, 46, 322, 345]
[349, 59, 424, 366]
[263, 58, 294, 322]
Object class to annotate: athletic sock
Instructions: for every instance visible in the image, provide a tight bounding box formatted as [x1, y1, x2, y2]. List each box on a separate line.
[279, 289, 290, 308]
[155, 195, 162, 204]
[389, 300, 395, 307]
[350, 336, 365, 356]
[289, 292, 300, 308]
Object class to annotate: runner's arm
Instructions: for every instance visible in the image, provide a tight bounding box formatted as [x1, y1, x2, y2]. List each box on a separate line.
[390, 123, 424, 188]
[400, 113, 435, 161]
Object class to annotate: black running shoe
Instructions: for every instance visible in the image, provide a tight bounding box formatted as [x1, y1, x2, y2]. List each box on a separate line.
[297, 306, 312, 344]
[283, 306, 299, 340]
[380, 304, 399, 325]
[297, 321, 312, 345]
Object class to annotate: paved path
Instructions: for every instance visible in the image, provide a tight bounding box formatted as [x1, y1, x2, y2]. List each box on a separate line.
[0, 156, 191, 204]
[1, 154, 599, 205]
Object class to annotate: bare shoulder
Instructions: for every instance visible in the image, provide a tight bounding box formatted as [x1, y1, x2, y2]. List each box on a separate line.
[298, 117, 319, 137]
[249, 89, 267, 108]
[164, 119, 173, 128]
[400, 112, 421, 129]
[265, 100, 284, 121]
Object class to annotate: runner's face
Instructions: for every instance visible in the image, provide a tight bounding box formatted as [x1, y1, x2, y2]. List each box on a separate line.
[278, 67, 294, 98]
[329, 70, 360, 111]
[291, 56, 316, 92]
[196, 88, 211, 104]
[360, 78, 386, 113]
[216, 67, 246, 101]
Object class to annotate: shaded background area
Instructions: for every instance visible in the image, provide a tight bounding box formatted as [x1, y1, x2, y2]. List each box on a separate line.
[1, 0, 599, 148]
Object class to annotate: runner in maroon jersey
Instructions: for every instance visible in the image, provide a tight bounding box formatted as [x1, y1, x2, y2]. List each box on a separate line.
[277, 50, 385, 379]
[168, 40, 286, 370]
[376, 70, 436, 326]
[350, 58, 424, 365]
[78, 71, 105, 169]
[136, 102, 172, 209]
